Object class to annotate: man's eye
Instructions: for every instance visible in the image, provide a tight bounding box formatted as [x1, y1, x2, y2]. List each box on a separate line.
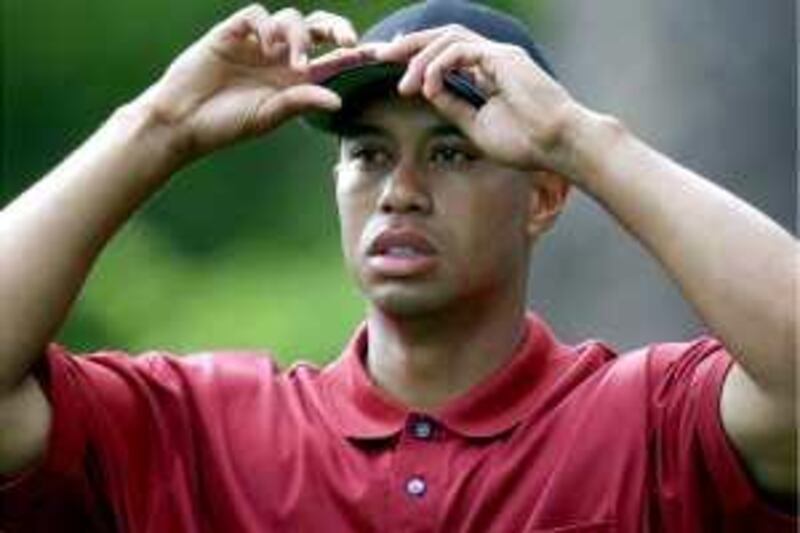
[349, 146, 392, 169]
[431, 146, 476, 167]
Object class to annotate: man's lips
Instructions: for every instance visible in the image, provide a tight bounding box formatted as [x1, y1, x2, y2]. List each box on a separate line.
[366, 228, 439, 277]
[367, 228, 436, 257]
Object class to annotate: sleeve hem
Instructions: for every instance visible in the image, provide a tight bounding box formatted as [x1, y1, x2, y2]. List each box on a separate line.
[0, 344, 93, 522]
[698, 351, 797, 522]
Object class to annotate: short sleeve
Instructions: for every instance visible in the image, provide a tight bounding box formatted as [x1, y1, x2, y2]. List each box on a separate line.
[647, 337, 796, 531]
[0, 343, 280, 533]
[0, 344, 185, 532]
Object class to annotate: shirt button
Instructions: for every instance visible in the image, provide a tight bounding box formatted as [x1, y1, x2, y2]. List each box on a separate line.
[411, 419, 434, 440]
[405, 476, 427, 497]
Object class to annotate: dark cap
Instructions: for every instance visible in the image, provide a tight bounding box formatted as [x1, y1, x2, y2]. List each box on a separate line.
[304, 0, 555, 132]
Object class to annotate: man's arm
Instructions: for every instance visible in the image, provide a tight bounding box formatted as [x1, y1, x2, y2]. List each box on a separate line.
[373, 26, 797, 496]
[0, 104, 182, 473]
[0, 5, 359, 474]
[562, 112, 797, 495]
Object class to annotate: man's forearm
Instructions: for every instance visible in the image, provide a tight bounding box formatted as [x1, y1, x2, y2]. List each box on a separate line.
[0, 100, 182, 391]
[562, 109, 797, 397]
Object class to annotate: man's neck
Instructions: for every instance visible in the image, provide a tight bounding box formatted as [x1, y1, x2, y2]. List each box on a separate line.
[365, 293, 528, 411]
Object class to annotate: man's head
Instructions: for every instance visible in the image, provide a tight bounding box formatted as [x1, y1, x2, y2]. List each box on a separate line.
[313, 1, 570, 316]
[333, 95, 568, 317]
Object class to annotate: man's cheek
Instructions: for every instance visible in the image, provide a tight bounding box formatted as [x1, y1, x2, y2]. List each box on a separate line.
[339, 212, 368, 265]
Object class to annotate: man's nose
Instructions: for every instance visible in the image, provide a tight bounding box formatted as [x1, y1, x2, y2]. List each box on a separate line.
[377, 161, 433, 215]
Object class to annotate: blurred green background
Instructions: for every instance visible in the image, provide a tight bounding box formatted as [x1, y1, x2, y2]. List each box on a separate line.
[2, 1, 546, 365]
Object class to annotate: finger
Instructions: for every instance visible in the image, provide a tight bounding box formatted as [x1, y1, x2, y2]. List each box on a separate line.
[308, 46, 375, 83]
[218, 12, 253, 41]
[271, 7, 312, 69]
[399, 31, 482, 95]
[422, 41, 487, 100]
[306, 11, 358, 47]
[213, 4, 267, 36]
[426, 86, 478, 136]
[256, 84, 342, 131]
[374, 25, 476, 63]
[372, 28, 443, 63]
[472, 68, 496, 95]
[217, 4, 276, 57]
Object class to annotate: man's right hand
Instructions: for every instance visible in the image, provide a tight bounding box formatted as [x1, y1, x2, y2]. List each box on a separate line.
[139, 4, 358, 161]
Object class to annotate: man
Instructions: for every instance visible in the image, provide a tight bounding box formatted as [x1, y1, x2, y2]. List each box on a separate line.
[0, 1, 796, 531]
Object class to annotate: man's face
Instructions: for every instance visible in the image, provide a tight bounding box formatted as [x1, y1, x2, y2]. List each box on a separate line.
[334, 95, 547, 317]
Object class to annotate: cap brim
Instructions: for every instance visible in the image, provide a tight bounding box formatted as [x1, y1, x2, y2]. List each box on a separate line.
[303, 62, 406, 134]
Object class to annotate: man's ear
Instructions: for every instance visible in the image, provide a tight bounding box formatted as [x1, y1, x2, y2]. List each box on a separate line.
[525, 171, 571, 237]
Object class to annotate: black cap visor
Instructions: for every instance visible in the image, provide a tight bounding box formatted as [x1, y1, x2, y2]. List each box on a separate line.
[304, 60, 486, 134]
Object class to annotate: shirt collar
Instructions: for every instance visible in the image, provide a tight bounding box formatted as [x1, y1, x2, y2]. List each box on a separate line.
[319, 313, 573, 440]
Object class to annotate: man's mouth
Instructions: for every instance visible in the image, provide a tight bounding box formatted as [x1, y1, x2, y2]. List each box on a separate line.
[366, 228, 439, 277]
[382, 246, 427, 258]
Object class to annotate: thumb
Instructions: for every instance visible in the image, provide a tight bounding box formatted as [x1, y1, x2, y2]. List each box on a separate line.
[256, 85, 342, 131]
[426, 88, 478, 137]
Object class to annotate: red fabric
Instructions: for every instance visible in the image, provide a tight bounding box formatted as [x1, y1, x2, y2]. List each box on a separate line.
[1, 314, 795, 532]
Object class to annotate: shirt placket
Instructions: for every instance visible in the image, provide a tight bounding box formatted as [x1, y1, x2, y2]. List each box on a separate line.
[390, 413, 444, 532]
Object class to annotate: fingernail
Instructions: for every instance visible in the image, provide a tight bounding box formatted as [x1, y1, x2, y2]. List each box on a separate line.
[398, 75, 409, 92]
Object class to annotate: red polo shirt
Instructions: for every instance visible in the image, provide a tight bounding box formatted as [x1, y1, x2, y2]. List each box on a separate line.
[1, 314, 795, 532]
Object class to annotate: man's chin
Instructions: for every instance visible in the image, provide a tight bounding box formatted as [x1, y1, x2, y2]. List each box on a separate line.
[365, 284, 453, 318]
